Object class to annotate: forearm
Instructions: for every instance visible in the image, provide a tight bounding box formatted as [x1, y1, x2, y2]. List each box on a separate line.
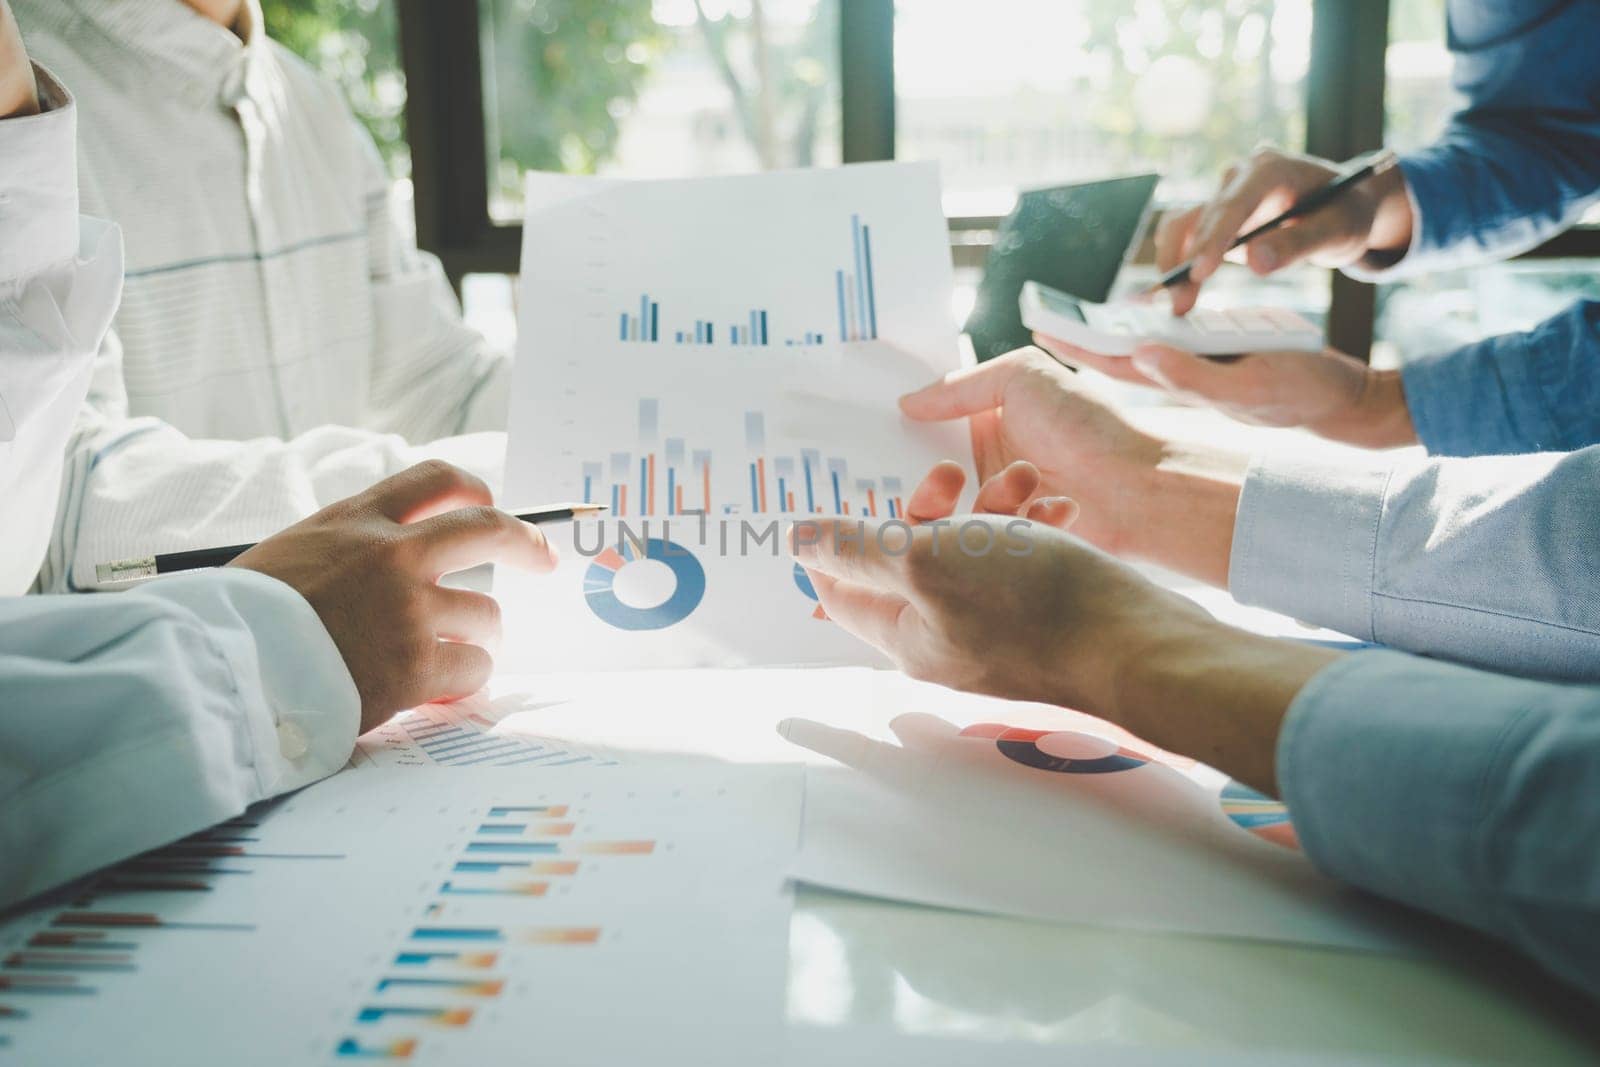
[1305, 368, 1417, 449]
[39, 411, 505, 592]
[366, 261, 512, 440]
[1400, 301, 1600, 456]
[1231, 446, 1600, 683]
[1102, 618, 1339, 796]
[0, 62, 122, 593]
[1352, 0, 1600, 280]
[1280, 652, 1600, 999]
[0, 570, 357, 907]
[1115, 442, 1248, 588]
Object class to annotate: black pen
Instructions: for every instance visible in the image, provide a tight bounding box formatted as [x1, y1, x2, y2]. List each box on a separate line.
[1147, 149, 1399, 292]
[94, 503, 608, 584]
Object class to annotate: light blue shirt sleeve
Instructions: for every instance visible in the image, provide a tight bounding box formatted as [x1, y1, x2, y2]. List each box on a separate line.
[1279, 650, 1600, 1000]
[1230, 446, 1600, 683]
[0, 569, 359, 909]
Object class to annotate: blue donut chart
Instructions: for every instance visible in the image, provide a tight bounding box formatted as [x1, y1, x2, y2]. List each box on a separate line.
[583, 537, 706, 631]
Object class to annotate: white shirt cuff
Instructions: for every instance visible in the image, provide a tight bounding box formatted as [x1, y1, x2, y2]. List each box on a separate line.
[134, 568, 361, 794]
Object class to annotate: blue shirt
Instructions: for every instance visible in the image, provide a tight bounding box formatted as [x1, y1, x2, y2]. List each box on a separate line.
[1279, 652, 1600, 1000]
[1249, 0, 1600, 1001]
[1381, 0, 1600, 455]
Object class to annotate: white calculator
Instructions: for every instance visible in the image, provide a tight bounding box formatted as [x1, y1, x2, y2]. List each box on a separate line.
[1020, 280, 1324, 357]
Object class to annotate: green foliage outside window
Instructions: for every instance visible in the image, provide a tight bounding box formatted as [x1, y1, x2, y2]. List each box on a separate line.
[261, 0, 408, 175]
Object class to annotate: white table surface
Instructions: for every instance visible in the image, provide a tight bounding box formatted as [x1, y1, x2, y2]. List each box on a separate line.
[481, 402, 1598, 1064]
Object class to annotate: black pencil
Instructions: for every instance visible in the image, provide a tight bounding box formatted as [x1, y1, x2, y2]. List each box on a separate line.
[1148, 149, 1398, 292]
[94, 504, 608, 584]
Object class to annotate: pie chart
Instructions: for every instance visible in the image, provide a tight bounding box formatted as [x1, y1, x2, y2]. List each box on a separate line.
[583, 537, 706, 631]
[960, 724, 1149, 774]
[1219, 780, 1300, 850]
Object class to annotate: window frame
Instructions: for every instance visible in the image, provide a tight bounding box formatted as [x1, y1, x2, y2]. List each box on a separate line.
[395, 0, 1598, 362]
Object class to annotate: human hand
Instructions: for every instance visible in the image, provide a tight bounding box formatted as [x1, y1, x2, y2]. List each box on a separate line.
[1157, 146, 1413, 314]
[1033, 336, 1418, 448]
[902, 457, 1078, 530]
[790, 515, 1340, 794]
[900, 348, 1171, 557]
[230, 460, 556, 732]
[0, 0, 41, 119]
[790, 514, 1214, 713]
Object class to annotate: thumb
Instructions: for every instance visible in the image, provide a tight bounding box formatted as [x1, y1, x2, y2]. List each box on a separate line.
[899, 351, 1029, 421]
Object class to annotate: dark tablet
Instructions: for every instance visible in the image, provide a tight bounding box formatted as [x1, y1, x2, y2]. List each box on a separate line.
[964, 173, 1159, 362]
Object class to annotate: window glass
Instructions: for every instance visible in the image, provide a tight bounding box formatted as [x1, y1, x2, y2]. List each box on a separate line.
[263, 0, 409, 178]
[894, 0, 1315, 214]
[1383, 0, 1456, 155]
[482, 0, 841, 221]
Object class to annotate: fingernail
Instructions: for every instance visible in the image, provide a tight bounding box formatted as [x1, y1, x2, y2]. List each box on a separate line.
[1255, 246, 1279, 271]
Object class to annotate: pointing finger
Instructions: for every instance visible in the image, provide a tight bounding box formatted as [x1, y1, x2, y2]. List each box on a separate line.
[899, 349, 1037, 421]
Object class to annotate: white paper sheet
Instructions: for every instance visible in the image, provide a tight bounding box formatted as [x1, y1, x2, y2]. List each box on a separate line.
[498, 162, 971, 670]
[0, 764, 801, 1066]
[782, 710, 1424, 955]
[350, 690, 624, 770]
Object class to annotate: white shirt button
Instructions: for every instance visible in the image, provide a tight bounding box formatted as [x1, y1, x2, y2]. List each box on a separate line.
[276, 720, 310, 761]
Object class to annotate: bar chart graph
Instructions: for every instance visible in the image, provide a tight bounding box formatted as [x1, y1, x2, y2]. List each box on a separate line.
[334, 797, 659, 1060]
[579, 398, 908, 521]
[505, 162, 964, 668]
[354, 700, 622, 770]
[612, 214, 879, 348]
[0, 814, 334, 1050]
[0, 763, 800, 1064]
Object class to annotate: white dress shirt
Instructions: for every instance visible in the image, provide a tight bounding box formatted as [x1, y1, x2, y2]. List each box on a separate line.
[15, 0, 511, 592]
[0, 65, 359, 910]
[0, 65, 115, 592]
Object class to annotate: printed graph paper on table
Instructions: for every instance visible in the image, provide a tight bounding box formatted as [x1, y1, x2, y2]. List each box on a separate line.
[353, 699, 622, 770]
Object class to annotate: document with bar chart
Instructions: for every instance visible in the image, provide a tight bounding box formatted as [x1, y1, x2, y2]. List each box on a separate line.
[0, 765, 801, 1065]
[502, 162, 970, 669]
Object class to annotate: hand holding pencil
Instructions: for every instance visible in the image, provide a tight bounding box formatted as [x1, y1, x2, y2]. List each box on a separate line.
[1152, 145, 1411, 315]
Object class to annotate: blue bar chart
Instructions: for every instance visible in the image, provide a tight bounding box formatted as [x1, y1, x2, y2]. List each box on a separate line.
[613, 215, 878, 348]
[334, 799, 658, 1060]
[354, 701, 621, 770]
[578, 398, 908, 520]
